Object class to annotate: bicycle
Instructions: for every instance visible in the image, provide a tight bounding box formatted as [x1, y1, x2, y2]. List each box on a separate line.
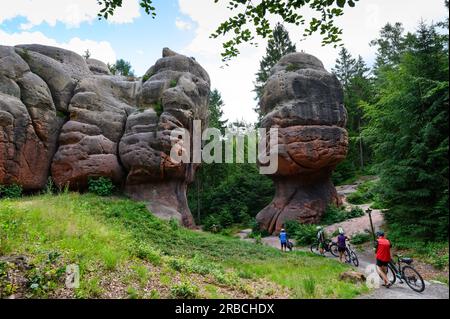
[382, 254, 425, 292]
[344, 243, 359, 267]
[310, 239, 339, 257]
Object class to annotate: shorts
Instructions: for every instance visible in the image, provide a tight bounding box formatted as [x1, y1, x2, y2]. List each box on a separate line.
[338, 246, 346, 253]
[376, 259, 390, 267]
[281, 242, 287, 248]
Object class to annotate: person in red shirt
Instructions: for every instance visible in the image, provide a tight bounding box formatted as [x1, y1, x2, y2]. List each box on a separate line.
[375, 231, 392, 288]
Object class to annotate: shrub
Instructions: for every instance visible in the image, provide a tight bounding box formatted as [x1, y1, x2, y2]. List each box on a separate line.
[285, 221, 317, 245]
[170, 282, 199, 299]
[202, 209, 234, 233]
[88, 177, 114, 196]
[321, 205, 365, 225]
[142, 73, 151, 82]
[347, 180, 379, 205]
[321, 205, 347, 225]
[350, 232, 372, 245]
[249, 218, 270, 238]
[217, 209, 233, 228]
[286, 63, 300, 72]
[0, 184, 23, 199]
[153, 100, 163, 117]
[347, 207, 365, 219]
[170, 79, 178, 88]
[202, 215, 222, 233]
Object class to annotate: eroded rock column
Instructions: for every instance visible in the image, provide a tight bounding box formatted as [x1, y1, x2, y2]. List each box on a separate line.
[256, 52, 348, 234]
[119, 48, 210, 227]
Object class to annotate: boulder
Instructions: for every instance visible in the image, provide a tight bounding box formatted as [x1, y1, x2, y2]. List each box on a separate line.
[86, 58, 112, 75]
[256, 52, 348, 234]
[340, 271, 366, 283]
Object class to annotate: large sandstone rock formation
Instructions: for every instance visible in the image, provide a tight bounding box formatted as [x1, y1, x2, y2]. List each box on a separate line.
[256, 52, 348, 234]
[0, 45, 209, 227]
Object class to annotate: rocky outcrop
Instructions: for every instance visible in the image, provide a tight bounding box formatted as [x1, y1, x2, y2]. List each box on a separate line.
[0, 44, 210, 227]
[119, 47, 210, 227]
[0, 45, 62, 189]
[256, 52, 348, 234]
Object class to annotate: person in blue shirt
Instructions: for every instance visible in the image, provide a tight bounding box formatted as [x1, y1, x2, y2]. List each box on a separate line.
[279, 228, 288, 252]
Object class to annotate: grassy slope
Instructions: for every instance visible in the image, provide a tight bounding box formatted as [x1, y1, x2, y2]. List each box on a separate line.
[0, 193, 368, 299]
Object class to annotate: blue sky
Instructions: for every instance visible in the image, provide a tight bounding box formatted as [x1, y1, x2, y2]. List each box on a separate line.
[0, 0, 195, 75]
[0, 0, 447, 122]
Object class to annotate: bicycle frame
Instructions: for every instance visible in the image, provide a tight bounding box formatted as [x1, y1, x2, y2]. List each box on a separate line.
[387, 256, 405, 282]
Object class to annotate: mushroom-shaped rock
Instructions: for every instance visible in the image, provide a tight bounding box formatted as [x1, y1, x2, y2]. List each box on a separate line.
[256, 52, 348, 234]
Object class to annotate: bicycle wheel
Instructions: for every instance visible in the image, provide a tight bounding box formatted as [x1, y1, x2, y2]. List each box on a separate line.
[310, 243, 320, 255]
[329, 243, 339, 257]
[386, 264, 397, 284]
[343, 249, 351, 263]
[402, 265, 425, 293]
[350, 251, 359, 267]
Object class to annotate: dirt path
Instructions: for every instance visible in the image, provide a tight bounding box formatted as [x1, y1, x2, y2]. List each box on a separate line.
[237, 178, 449, 299]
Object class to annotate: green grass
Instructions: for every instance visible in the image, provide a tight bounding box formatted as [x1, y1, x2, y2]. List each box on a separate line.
[0, 193, 368, 298]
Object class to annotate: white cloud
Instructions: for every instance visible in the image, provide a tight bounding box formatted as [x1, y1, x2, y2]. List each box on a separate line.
[178, 0, 446, 123]
[0, 28, 117, 64]
[0, 0, 141, 29]
[175, 18, 193, 31]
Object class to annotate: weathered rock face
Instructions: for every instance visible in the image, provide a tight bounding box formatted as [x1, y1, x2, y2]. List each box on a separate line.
[119, 48, 210, 227]
[0, 45, 62, 189]
[256, 52, 348, 234]
[0, 45, 210, 227]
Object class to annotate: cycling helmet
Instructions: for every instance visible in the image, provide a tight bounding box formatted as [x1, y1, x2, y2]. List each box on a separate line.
[376, 230, 385, 237]
[281, 228, 285, 232]
[338, 227, 344, 234]
[316, 226, 322, 230]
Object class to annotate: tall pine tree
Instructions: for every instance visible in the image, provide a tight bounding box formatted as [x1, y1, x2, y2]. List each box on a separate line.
[332, 48, 373, 183]
[363, 21, 449, 242]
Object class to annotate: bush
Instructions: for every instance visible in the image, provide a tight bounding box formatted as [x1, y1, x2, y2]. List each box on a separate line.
[285, 221, 317, 246]
[170, 282, 199, 299]
[347, 180, 379, 205]
[321, 205, 347, 225]
[202, 209, 235, 233]
[202, 215, 222, 233]
[88, 177, 114, 196]
[153, 100, 163, 117]
[350, 232, 372, 245]
[321, 205, 366, 225]
[0, 184, 23, 199]
[170, 79, 178, 87]
[249, 218, 270, 238]
[347, 207, 365, 219]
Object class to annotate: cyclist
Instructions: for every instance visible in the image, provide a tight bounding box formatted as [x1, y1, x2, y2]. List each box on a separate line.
[279, 228, 288, 252]
[316, 226, 326, 255]
[375, 231, 392, 288]
[337, 227, 349, 263]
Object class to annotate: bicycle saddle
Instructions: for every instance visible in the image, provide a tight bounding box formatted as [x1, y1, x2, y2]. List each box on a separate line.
[400, 257, 413, 264]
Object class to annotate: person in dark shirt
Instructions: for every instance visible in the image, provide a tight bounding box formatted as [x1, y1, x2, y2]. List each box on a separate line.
[337, 227, 349, 263]
[375, 231, 392, 288]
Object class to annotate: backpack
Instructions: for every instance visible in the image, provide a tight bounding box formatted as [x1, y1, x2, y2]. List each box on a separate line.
[287, 241, 294, 250]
